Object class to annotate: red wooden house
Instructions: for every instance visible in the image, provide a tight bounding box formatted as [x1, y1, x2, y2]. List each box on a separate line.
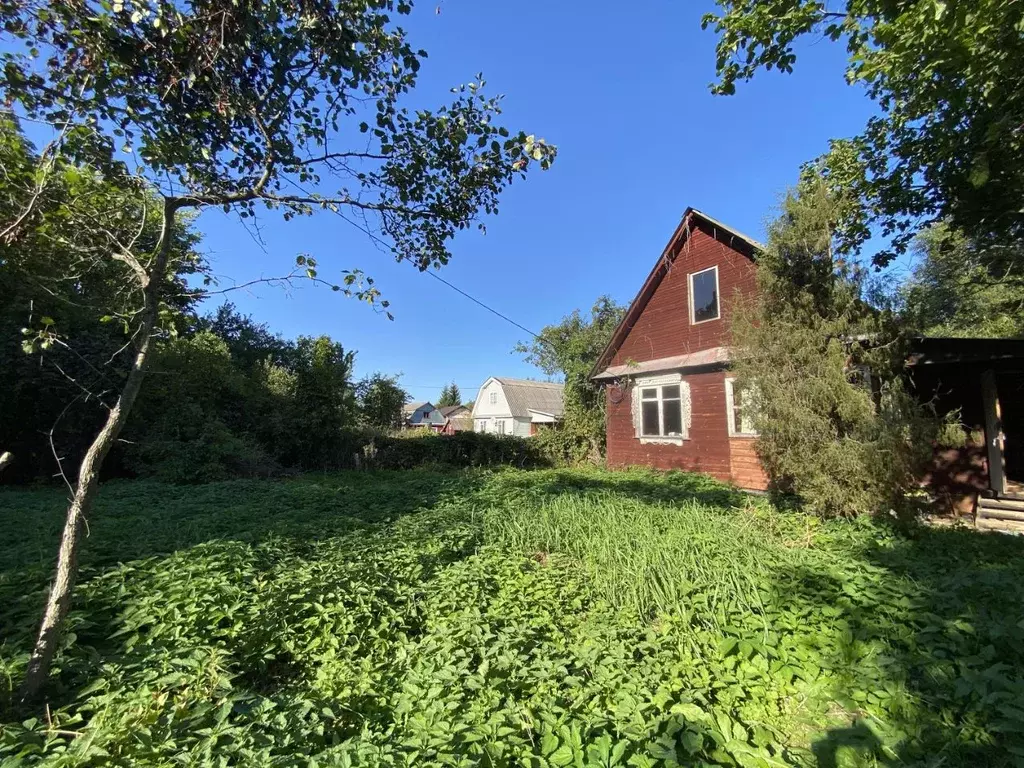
[591, 208, 1024, 516]
[591, 208, 767, 489]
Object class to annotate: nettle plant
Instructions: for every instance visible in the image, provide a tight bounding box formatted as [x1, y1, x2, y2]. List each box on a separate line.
[1, 0, 554, 699]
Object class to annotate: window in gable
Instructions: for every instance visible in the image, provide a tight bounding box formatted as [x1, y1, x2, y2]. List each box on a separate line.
[489, 391, 498, 404]
[689, 266, 720, 324]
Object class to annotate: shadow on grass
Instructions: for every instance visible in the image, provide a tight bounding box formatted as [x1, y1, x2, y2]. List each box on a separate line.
[0, 470, 488, 713]
[771, 522, 1024, 765]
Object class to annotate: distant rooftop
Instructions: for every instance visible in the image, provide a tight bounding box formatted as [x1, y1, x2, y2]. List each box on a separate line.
[494, 378, 564, 419]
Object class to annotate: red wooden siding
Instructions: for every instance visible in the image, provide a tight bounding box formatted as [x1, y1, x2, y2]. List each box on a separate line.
[728, 438, 768, 490]
[603, 219, 767, 490]
[611, 226, 757, 366]
[607, 371, 733, 483]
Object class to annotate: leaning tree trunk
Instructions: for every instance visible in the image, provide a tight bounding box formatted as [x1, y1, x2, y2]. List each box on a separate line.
[19, 200, 178, 703]
[0, 452, 12, 473]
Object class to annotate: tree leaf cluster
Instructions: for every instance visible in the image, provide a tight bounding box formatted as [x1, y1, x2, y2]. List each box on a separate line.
[437, 381, 462, 408]
[515, 297, 625, 464]
[704, 0, 1024, 267]
[357, 373, 409, 432]
[899, 223, 1024, 339]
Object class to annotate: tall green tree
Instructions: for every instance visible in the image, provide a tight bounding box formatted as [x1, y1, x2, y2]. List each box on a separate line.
[515, 296, 625, 463]
[291, 337, 358, 467]
[703, 0, 1024, 266]
[1, 0, 555, 698]
[196, 303, 292, 371]
[731, 175, 948, 518]
[124, 330, 278, 482]
[358, 373, 409, 431]
[437, 381, 462, 407]
[0, 118, 203, 484]
[900, 224, 1024, 339]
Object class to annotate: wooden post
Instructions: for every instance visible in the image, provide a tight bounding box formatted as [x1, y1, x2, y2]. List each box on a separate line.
[981, 369, 1007, 495]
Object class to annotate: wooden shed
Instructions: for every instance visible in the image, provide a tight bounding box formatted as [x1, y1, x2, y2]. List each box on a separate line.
[908, 337, 1024, 524]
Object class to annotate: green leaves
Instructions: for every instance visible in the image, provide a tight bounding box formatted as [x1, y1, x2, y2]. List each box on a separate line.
[5, 467, 1024, 765]
[706, 0, 1024, 264]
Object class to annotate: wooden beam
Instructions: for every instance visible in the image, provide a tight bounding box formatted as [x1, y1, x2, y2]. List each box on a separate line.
[981, 369, 1007, 495]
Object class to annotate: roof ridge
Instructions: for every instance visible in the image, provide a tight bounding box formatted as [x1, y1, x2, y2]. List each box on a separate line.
[496, 377, 563, 387]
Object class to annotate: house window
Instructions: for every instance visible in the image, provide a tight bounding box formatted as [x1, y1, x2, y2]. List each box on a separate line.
[476, 420, 486, 432]
[639, 383, 685, 438]
[489, 392, 498, 405]
[725, 378, 758, 437]
[689, 266, 720, 324]
[496, 420, 506, 435]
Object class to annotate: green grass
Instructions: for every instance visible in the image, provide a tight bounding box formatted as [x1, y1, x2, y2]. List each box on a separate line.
[3, 468, 1024, 767]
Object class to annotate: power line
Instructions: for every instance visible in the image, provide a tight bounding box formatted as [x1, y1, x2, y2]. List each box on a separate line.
[272, 173, 548, 345]
[422, 269, 544, 343]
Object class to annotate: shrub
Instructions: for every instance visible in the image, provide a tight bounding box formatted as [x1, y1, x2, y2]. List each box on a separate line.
[368, 431, 550, 470]
[124, 421, 281, 484]
[732, 176, 951, 518]
[531, 425, 595, 466]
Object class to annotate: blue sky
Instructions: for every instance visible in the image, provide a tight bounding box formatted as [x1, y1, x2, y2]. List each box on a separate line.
[195, 0, 878, 405]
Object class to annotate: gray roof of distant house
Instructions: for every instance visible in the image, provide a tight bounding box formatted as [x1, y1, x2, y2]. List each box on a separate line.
[403, 401, 430, 415]
[438, 405, 469, 418]
[495, 378, 565, 419]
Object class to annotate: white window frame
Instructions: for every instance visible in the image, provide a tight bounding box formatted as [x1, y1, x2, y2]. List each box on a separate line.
[495, 419, 506, 435]
[632, 373, 690, 444]
[689, 265, 721, 325]
[489, 391, 498, 405]
[725, 377, 758, 437]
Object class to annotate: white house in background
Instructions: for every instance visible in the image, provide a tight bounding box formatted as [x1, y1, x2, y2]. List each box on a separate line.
[470, 378, 564, 437]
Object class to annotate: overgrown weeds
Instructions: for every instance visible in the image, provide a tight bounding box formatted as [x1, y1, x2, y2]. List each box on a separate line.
[2, 468, 1024, 766]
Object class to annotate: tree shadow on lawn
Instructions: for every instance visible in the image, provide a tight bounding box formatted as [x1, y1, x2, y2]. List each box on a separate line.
[773, 522, 1024, 766]
[0, 470, 488, 712]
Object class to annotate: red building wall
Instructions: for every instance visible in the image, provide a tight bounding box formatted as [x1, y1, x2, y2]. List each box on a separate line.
[604, 221, 768, 490]
[610, 226, 758, 366]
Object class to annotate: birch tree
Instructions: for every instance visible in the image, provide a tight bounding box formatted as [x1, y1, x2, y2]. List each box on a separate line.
[1, 0, 554, 700]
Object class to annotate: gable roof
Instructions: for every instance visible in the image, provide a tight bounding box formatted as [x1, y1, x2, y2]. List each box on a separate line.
[492, 378, 565, 419]
[402, 401, 432, 415]
[438, 405, 469, 418]
[590, 208, 763, 378]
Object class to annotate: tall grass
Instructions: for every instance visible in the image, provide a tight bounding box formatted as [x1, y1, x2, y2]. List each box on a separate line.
[484, 493, 801, 623]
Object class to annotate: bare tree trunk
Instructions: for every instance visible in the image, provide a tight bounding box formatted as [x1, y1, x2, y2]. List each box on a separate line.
[0, 452, 12, 473]
[19, 200, 178, 703]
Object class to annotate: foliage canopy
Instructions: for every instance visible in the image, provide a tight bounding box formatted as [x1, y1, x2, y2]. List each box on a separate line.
[357, 373, 409, 432]
[704, 0, 1024, 265]
[900, 224, 1024, 339]
[516, 296, 624, 464]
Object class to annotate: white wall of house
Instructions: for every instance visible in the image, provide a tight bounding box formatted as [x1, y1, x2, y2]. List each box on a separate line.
[512, 417, 532, 437]
[471, 379, 519, 436]
[475, 417, 514, 435]
[470, 379, 549, 437]
[472, 379, 510, 419]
